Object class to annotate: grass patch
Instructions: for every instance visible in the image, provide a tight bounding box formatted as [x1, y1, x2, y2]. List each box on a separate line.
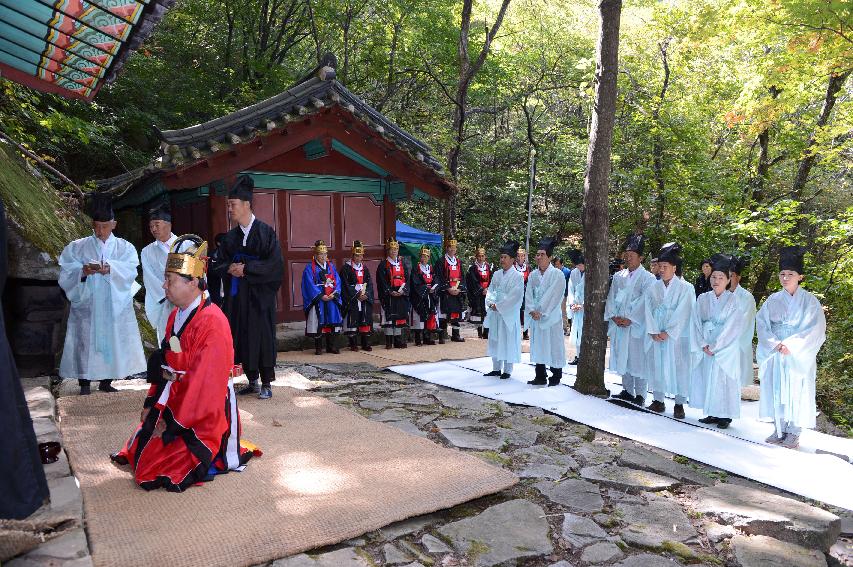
[467, 540, 490, 563]
[475, 451, 512, 466]
[673, 455, 689, 465]
[532, 415, 563, 426]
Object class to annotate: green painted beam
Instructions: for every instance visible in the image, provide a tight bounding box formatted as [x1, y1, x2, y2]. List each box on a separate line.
[330, 139, 388, 177]
[303, 139, 328, 160]
[243, 171, 384, 197]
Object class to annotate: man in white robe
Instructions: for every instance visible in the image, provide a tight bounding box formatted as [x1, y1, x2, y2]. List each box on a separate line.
[58, 193, 146, 395]
[482, 241, 524, 379]
[644, 242, 694, 419]
[756, 246, 826, 449]
[606, 234, 656, 404]
[525, 237, 566, 387]
[140, 203, 177, 343]
[567, 250, 585, 365]
[689, 254, 748, 428]
[729, 256, 757, 386]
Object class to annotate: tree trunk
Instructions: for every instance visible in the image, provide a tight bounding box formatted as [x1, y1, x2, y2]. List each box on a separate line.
[649, 39, 670, 253]
[575, 0, 622, 396]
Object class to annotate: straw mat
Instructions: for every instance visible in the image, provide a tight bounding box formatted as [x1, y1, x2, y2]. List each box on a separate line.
[58, 389, 517, 567]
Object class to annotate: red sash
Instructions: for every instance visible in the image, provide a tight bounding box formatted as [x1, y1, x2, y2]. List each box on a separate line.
[478, 264, 490, 289]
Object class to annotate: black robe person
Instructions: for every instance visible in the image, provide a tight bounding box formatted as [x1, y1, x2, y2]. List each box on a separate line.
[211, 219, 283, 373]
[411, 262, 439, 328]
[435, 256, 467, 319]
[376, 258, 410, 327]
[340, 261, 374, 331]
[466, 261, 492, 323]
[0, 198, 49, 519]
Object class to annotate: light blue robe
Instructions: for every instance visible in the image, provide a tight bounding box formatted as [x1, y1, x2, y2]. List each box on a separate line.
[58, 234, 146, 381]
[483, 267, 524, 364]
[140, 234, 176, 344]
[644, 277, 695, 399]
[689, 290, 746, 418]
[756, 287, 826, 431]
[732, 284, 757, 386]
[525, 264, 567, 369]
[604, 266, 656, 377]
[567, 267, 585, 355]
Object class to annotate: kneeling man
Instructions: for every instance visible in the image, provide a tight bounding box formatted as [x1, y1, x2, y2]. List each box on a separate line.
[112, 235, 253, 491]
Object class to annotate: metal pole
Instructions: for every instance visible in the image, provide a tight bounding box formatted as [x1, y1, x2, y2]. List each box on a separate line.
[525, 147, 536, 253]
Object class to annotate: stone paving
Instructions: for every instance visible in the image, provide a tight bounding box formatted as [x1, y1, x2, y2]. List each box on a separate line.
[9, 353, 853, 567]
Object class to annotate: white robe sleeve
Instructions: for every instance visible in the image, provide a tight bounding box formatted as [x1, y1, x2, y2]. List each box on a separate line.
[665, 283, 695, 340]
[493, 270, 524, 316]
[778, 294, 826, 357]
[58, 240, 89, 305]
[106, 240, 141, 315]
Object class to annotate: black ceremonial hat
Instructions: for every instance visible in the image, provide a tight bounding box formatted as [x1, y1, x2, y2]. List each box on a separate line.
[657, 242, 683, 265]
[622, 234, 645, 256]
[568, 249, 585, 265]
[731, 255, 749, 275]
[710, 253, 733, 274]
[228, 174, 254, 202]
[148, 201, 172, 222]
[537, 236, 558, 257]
[499, 240, 520, 258]
[779, 246, 806, 274]
[85, 192, 114, 222]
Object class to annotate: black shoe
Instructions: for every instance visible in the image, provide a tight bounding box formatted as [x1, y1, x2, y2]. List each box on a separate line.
[527, 377, 547, 385]
[477, 327, 483, 338]
[414, 331, 423, 346]
[568, 357, 579, 365]
[361, 334, 373, 352]
[615, 390, 634, 402]
[673, 404, 685, 419]
[423, 332, 436, 345]
[482, 328, 489, 339]
[326, 335, 340, 354]
[634, 395, 645, 406]
[438, 331, 446, 344]
[548, 368, 562, 387]
[716, 418, 732, 429]
[99, 383, 119, 393]
[528, 365, 547, 385]
[522, 330, 529, 340]
[238, 382, 261, 395]
[348, 336, 359, 352]
[698, 416, 719, 424]
[484, 370, 502, 377]
[647, 400, 666, 413]
[79, 381, 91, 396]
[314, 338, 323, 355]
[109, 452, 128, 465]
[258, 386, 272, 400]
[394, 335, 407, 349]
[499, 373, 511, 380]
[385, 336, 394, 349]
[451, 328, 465, 342]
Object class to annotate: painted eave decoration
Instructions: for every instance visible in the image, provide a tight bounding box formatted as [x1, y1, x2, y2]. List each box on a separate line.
[0, 0, 176, 101]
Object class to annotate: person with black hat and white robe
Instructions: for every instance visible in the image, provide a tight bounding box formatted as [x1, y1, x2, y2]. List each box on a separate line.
[689, 254, 748, 429]
[729, 256, 757, 387]
[210, 175, 284, 400]
[466, 246, 492, 339]
[377, 237, 410, 348]
[141, 202, 177, 343]
[58, 193, 146, 395]
[410, 245, 439, 346]
[644, 242, 695, 419]
[525, 237, 566, 387]
[515, 247, 531, 340]
[435, 238, 467, 343]
[756, 246, 826, 449]
[566, 250, 585, 365]
[606, 234, 656, 405]
[482, 241, 524, 379]
[340, 240, 374, 352]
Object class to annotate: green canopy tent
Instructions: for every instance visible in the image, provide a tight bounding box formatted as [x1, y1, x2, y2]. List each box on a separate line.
[396, 220, 442, 267]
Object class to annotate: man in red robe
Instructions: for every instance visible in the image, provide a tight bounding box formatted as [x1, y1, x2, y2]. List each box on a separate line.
[112, 235, 254, 491]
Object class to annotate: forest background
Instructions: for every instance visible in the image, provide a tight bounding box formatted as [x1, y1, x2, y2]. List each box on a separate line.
[0, 0, 850, 431]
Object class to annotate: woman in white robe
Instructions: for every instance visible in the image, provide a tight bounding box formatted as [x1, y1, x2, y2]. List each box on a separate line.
[756, 246, 826, 449]
[58, 194, 146, 395]
[729, 256, 757, 386]
[644, 242, 694, 419]
[483, 241, 524, 379]
[525, 237, 567, 386]
[689, 254, 747, 428]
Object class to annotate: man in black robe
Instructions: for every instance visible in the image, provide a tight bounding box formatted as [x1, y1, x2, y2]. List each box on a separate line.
[466, 246, 491, 339]
[376, 237, 410, 349]
[211, 175, 284, 400]
[410, 245, 439, 346]
[435, 238, 467, 343]
[340, 240, 374, 351]
[0, 198, 49, 519]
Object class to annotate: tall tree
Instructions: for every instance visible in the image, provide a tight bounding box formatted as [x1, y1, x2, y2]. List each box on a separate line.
[575, 0, 622, 396]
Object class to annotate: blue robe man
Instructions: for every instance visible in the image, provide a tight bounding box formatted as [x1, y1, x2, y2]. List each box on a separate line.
[756, 246, 826, 449]
[301, 240, 343, 355]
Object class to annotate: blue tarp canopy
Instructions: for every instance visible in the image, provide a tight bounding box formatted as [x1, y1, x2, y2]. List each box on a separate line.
[395, 220, 442, 246]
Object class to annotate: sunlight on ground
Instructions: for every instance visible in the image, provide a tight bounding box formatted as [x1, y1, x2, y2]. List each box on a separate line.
[275, 452, 352, 497]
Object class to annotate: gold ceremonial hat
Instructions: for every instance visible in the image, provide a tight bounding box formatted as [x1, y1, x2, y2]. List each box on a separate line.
[517, 247, 526, 255]
[445, 238, 458, 249]
[166, 234, 208, 278]
[385, 237, 400, 251]
[419, 245, 431, 258]
[351, 240, 365, 255]
[314, 240, 328, 254]
[475, 245, 486, 255]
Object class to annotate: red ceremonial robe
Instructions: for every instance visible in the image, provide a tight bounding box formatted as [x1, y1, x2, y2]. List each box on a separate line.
[114, 298, 252, 491]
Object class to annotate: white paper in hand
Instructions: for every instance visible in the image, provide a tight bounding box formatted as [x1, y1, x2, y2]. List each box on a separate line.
[169, 335, 182, 353]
